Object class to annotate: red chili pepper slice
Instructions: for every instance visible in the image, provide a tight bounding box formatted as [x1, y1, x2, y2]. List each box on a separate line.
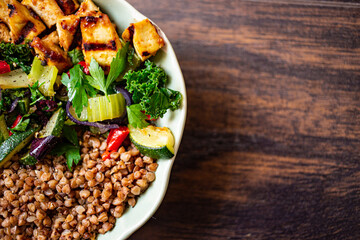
[0, 61, 11, 74]
[140, 111, 158, 121]
[9, 115, 22, 136]
[78, 61, 90, 75]
[102, 126, 129, 160]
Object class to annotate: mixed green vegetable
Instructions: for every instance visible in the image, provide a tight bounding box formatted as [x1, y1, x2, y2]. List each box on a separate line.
[0, 40, 181, 170]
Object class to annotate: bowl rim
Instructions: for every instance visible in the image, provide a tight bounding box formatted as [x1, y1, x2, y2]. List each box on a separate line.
[94, 0, 188, 239]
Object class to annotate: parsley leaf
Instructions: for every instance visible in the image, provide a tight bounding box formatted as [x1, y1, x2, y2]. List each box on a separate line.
[125, 61, 182, 119]
[63, 125, 79, 147]
[29, 81, 46, 105]
[126, 104, 149, 129]
[87, 58, 107, 96]
[61, 64, 96, 117]
[106, 42, 129, 89]
[52, 143, 81, 171]
[68, 49, 84, 65]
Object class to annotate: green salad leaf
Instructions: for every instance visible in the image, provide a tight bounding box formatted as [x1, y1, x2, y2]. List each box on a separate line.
[87, 58, 107, 96]
[106, 42, 129, 89]
[63, 125, 79, 147]
[61, 64, 96, 117]
[125, 60, 182, 119]
[52, 143, 81, 171]
[126, 104, 149, 129]
[86, 45, 129, 98]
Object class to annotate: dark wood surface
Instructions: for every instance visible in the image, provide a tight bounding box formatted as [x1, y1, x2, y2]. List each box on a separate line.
[126, 0, 360, 239]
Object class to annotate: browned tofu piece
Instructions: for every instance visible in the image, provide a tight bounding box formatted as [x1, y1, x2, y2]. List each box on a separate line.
[0, 0, 10, 26]
[7, 0, 46, 44]
[31, 32, 73, 73]
[56, 14, 80, 51]
[80, 13, 121, 72]
[76, 0, 99, 17]
[122, 19, 165, 61]
[22, 0, 64, 28]
[55, 0, 79, 15]
[0, 22, 11, 42]
[42, 30, 59, 45]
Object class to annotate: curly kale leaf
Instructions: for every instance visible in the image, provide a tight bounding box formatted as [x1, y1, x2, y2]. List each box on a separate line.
[0, 41, 33, 74]
[124, 61, 182, 119]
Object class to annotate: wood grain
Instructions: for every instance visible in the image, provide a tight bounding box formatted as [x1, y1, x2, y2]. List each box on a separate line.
[125, 0, 360, 239]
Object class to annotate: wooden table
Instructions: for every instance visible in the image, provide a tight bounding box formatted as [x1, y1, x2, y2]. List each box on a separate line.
[127, 0, 360, 239]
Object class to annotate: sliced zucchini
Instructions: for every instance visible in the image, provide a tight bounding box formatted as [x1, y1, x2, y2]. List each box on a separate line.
[87, 93, 126, 122]
[0, 69, 31, 89]
[129, 125, 175, 159]
[39, 108, 66, 137]
[0, 128, 38, 168]
[28, 57, 58, 97]
[0, 114, 9, 144]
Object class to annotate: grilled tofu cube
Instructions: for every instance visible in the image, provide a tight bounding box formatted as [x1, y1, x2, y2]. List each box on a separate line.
[80, 13, 121, 72]
[0, 22, 11, 42]
[0, 0, 10, 26]
[42, 30, 59, 45]
[31, 32, 73, 73]
[56, 14, 80, 51]
[76, 0, 99, 16]
[22, 0, 64, 28]
[7, 0, 46, 44]
[55, 0, 79, 15]
[122, 19, 165, 61]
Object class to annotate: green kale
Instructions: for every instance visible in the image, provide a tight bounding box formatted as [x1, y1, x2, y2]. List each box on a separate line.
[0, 41, 33, 74]
[68, 49, 84, 65]
[124, 60, 182, 119]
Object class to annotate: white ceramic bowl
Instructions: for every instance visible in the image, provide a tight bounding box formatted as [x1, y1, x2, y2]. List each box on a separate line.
[93, 0, 187, 239]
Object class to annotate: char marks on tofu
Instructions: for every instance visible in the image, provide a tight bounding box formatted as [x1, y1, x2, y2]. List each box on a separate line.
[55, 0, 79, 15]
[5, 0, 46, 44]
[80, 13, 121, 72]
[56, 14, 80, 51]
[0, 23, 11, 42]
[31, 31, 73, 73]
[122, 19, 164, 61]
[22, 0, 65, 28]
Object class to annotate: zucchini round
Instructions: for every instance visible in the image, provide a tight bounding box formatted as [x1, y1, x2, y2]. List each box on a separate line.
[129, 125, 175, 159]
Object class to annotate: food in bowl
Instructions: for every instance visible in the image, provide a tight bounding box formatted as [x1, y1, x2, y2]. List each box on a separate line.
[0, 0, 182, 239]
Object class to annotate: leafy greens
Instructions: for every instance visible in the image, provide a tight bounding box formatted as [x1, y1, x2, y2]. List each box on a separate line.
[68, 49, 84, 65]
[61, 64, 96, 117]
[52, 126, 81, 171]
[0, 41, 33, 74]
[124, 60, 182, 119]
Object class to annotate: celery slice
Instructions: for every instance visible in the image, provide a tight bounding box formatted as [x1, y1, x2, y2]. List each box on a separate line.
[0, 69, 30, 89]
[28, 57, 58, 97]
[87, 93, 126, 122]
